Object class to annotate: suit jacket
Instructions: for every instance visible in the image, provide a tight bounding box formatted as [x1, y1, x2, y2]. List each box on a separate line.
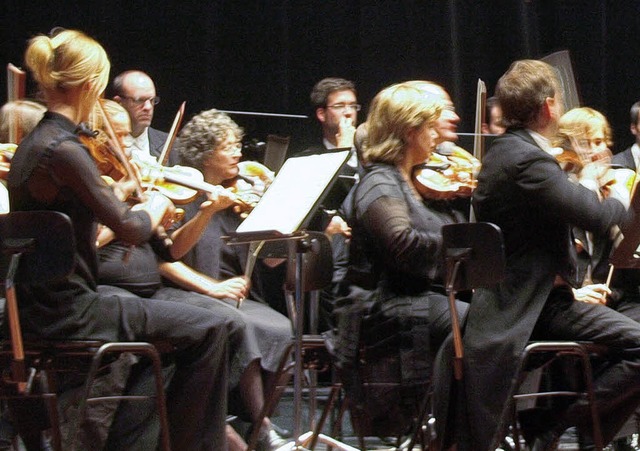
[148, 127, 180, 166]
[440, 129, 631, 451]
[613, 146, 636, 172]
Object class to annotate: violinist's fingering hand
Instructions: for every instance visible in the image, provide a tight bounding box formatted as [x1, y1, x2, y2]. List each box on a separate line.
[605, 177, 632, 209]
[111, 177, 140, 201]
[132, 190, 173, 228]
[200, 186, 237, 215]
[578, 160, 609, 191]
[336, 117, 356, 148]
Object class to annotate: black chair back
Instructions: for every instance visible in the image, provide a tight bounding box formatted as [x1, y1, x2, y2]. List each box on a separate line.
[285, 231, 333, 292]
[263, 134, 290, 173]
[442, 221, 505, 291]
[0, 211, 75, 285]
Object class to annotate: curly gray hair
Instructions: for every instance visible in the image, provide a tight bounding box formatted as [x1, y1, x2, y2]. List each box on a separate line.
[176, 109, 244, 170]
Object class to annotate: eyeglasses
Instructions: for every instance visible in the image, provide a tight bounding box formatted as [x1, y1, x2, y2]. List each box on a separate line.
[121, 96, 161, 106]
[218, 142, 243, 155]
[442, 104, 456, 113]
[326, 103, 361, 112]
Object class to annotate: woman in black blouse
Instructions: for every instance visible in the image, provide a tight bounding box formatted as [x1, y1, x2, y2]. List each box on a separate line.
[332, 81, 469, 432]
[8, 28, 230, 450]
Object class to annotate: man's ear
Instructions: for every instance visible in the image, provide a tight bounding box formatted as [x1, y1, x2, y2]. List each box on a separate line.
[543, 96, 559, 122]
[114, 95, 123, 104]
[631, 122, 638, 137]
[316, 107, 326, 124]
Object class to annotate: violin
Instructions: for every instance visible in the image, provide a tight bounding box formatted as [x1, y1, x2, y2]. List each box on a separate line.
[552, 145, 637, 201]
[77, 125, 130, 182]
[135, 158, 262, 216]
[412, 144, 481, 200]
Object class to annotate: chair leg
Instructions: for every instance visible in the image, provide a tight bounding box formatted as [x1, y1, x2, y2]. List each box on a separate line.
[506, 342, 605, 451]
[70, 342, 171, 451]
[308, 383, 342, 450]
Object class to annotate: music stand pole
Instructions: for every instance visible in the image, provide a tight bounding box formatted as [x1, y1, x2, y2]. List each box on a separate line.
[292, 239, 306, 449]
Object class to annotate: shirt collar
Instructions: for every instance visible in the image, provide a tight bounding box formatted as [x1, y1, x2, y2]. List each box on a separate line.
[631, 143, 640, 170]
[526, 129, 555, 155]
[128, 128, 157, 164]
[323, 137, 336, 150]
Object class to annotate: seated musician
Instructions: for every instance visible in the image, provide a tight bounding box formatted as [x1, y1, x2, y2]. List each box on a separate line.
[453, 59, 640, 451]
[173, 112, 295, 427]
[94, 101, 290, 450]
[553, 107, 640, 449]
[330, 81, 470, 435]
[7, 28, 231, 450]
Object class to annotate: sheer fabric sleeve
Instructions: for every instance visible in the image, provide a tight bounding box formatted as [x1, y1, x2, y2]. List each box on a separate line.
[361, 195, 442, 281]
[355, 165, 444, 284]
[47, 140, 153, 244]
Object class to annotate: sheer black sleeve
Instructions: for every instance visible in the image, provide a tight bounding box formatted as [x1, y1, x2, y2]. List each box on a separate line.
[47, 139, 153, 245]
[361, 195, 442, 282]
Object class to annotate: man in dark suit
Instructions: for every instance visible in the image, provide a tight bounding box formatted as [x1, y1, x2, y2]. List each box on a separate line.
[300, 77, 360, 215]
[445, 59, 640, 451]
[613, 100, 640, 171]
[113, 70, 178, 166]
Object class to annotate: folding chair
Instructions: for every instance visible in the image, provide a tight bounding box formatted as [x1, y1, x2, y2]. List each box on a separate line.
[0, 210, 171, 450]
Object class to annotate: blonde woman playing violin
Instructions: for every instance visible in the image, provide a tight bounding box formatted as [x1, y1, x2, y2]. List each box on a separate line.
[8, 28, 231, 450]
[330, 81, 470, 437]
[555, 108, 640, 316]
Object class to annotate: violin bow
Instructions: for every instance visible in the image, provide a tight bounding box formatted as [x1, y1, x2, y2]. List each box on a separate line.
[469, 79, 486, 222]
[239, 240, 266, 308]
[96, 99, 145, 199]
[158, 101, 186, 166]
[473, 79, 486, 162]
[6, 63, 26, 144]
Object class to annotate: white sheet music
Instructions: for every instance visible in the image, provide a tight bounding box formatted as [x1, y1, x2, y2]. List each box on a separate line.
[235, 150, 350, 235]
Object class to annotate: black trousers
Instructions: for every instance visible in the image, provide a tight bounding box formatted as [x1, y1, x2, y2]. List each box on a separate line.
[532, 287, 640, 444]
[79, 290, 230, 451]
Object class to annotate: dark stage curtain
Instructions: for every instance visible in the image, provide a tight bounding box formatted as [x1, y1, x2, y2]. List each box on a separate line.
[2, 1, 640, 154]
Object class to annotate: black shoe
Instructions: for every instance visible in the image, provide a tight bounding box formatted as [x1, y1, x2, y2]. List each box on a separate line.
[256, 426, 289, 451]
[518, 407, 568, 450]
[530, 429, 561, 451]
[518, 408, 560, 445]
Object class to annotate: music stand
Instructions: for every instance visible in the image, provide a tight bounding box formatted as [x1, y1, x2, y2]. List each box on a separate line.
[442, 222, 505, 380]
[224, 149, 352, 450]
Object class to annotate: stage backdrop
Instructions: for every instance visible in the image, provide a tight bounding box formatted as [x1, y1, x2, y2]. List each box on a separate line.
[2, 1, 640, 154]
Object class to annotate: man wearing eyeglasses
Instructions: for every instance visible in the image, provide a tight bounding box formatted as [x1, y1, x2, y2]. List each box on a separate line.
[310, 77, 359, 150]
[302, 78, 360, 207]
[113, 70, 178, 165]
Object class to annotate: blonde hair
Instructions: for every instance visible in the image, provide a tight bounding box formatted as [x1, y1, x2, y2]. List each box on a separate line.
[0, 99, 46, 142]
[554, 107, 613, 150]
[93, 99, 130, 133]
[364, 81, 443, 165]
[24, 29, 110, 101]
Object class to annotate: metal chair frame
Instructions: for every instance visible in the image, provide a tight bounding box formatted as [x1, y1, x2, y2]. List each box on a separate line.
[0, 211, 171, 450]
[507, 341, 605, 451]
